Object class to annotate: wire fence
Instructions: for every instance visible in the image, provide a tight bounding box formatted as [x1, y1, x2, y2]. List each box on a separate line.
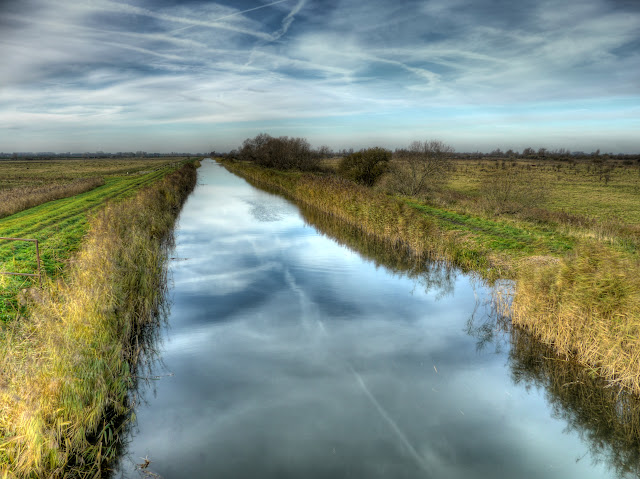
[0, 236, 42, 287]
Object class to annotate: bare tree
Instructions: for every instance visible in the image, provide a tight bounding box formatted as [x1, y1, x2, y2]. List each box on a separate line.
[480, 164, 548, 215]
[388, 140, 454, 196]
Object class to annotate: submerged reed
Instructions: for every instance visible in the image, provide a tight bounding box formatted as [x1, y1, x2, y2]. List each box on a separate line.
[0, 162, 197, 477]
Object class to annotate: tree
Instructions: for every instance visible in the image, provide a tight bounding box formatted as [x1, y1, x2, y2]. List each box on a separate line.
[480, 164, 548, 215]
[338, 147, 391, 186]
[387, 140, 454, 196]
[237, 134, 319, 171]
[316, 145, 333, 159]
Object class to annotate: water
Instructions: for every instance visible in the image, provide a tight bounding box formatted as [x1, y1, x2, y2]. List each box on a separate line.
[115, 160, 640, 478]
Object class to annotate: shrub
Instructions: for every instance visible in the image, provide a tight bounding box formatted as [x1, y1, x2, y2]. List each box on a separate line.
[338, 147, 391, 186]
[237, 133, 319, 171]
[480, 165, 548, 215]
[387, 140, 454, 196]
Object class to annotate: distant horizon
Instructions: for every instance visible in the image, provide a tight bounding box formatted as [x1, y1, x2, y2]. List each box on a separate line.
[1, 0, 639, 154]
[2, 142, 639, 157]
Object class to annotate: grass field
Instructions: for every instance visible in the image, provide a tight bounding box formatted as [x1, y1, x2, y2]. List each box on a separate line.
[0, 158, 183, 190]
[0, 158, 190, 323]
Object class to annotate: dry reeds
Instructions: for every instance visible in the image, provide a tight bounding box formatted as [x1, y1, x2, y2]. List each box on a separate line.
[511, 243, 640, 393]
[0, 178, 105, 219]
[0, 163, 197, 477]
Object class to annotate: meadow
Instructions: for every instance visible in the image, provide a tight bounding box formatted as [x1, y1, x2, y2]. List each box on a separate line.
[0, 158, 198, 477]
[222, 153, 640, 396]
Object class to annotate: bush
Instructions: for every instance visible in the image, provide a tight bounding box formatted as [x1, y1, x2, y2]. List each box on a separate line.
[480, 164, 548, 215]
[338, 147, 391, 186]
[237, 133, 319, 171]
[387, 140, 454, 196]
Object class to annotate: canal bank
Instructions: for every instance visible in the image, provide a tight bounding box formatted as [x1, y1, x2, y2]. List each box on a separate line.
[0, 162, 198, 478]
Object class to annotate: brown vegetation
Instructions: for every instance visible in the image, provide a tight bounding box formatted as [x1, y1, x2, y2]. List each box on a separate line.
[386, 140, 454, 196]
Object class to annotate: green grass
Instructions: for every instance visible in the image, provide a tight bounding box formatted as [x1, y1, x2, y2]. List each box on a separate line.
[0, 167, 179, 322]
[404, 200, 575, 256]
[446, 159, 640, 225]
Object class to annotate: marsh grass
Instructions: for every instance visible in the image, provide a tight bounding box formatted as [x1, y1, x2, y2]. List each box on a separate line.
[221, 159, 640, 396]
[0, 163, 197, 477]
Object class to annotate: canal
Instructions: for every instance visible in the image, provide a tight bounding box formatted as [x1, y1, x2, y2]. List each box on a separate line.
[115, 159, 640, 478]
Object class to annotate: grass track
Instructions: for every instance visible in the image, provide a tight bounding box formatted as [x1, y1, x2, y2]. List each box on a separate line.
[0, 167, 177, 321]
[403, 200, 575, 256]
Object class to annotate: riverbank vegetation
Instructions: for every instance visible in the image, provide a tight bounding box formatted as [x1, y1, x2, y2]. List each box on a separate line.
[0, 159, 192, 323]
[220, 135, 640, 395]
[0, 160, 198, 477]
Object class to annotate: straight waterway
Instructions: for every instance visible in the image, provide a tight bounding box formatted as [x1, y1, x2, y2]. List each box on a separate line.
[115, 159, 640, 478]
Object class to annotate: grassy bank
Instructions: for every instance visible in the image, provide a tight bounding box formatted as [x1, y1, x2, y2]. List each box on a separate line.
[0, 161, 198, 477]
[0, 163, 188, 323]
[221, 159, 640, 396]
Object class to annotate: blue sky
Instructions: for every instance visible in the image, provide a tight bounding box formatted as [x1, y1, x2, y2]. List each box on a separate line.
[1, 0, 639, 153]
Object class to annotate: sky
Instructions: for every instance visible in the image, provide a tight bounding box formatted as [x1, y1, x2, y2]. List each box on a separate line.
[0, 0, 639, 154]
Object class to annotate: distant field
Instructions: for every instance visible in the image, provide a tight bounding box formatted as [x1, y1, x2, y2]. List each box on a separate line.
[0, 158, 192, 322]
[446, 158, 640, 225]
[0, 157, 183, 190]
[322, 156, 640, 254]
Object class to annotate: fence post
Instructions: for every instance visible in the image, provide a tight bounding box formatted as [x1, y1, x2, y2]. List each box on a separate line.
[0, 237, 43, 288]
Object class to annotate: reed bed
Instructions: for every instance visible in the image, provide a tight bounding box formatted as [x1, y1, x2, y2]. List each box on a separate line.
[0, 178, 105, 219]
[510, 244, 640, 393]
[0, 162, 197, 477]
[222, 160, 640, 396]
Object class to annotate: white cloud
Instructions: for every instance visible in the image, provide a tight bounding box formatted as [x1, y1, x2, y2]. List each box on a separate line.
[0, 0, 638, 152]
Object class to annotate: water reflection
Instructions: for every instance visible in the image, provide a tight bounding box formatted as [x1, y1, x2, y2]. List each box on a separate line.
[298, 205, 459, 299]
[114, 161, 640, 478]
[303, 199, 640, 479]
[509, 329, 640, 478]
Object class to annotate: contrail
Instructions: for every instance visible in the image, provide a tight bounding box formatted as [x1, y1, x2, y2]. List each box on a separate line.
[214, 0, 292, 22]
[169, 0, 292, 35]
[349, 365, 430, 474]
[283, 264, 426, 472]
